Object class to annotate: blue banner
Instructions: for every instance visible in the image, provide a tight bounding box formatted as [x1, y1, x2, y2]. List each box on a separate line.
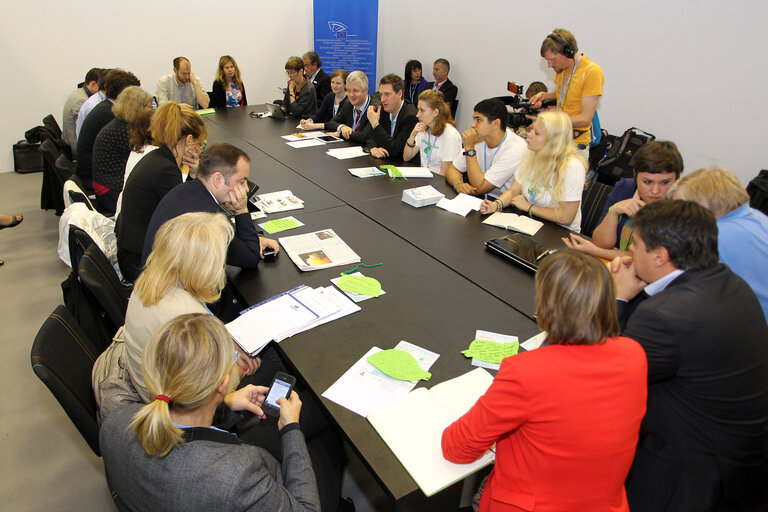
[313, 0, 378, 88]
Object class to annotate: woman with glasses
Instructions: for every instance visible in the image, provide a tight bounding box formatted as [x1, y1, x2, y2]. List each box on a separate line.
[282, 56, 317, 118]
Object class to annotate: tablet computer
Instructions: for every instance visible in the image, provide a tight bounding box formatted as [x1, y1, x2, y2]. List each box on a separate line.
[485, 233, 555, 272]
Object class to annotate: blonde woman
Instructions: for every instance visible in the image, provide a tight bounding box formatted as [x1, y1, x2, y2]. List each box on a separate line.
[115, 101, 208, 282]
[210, 55, 247, 108]
[94, 212, 260, 421]
[479, 110, 586, 231]
[92, 86, 153, 213]
[402, 89, 462, 175]
[100, 313, 322, 511]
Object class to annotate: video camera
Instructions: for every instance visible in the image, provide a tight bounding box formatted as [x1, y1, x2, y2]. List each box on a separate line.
[498, 82, 556, 130]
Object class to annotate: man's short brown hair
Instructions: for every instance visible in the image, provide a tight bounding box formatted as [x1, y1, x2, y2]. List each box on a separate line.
[379, 73, 404, 94]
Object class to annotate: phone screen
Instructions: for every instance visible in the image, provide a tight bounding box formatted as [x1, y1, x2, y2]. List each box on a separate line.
[265, 379, 292, 408]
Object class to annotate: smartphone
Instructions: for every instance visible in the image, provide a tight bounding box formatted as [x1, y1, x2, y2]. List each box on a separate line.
[507, 82, 524, 95]
[262, 248, 276, 258]
[262, 372, 296, 417]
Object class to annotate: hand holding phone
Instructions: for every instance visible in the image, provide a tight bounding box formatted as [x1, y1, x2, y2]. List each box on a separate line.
[262, 372, 297, 417]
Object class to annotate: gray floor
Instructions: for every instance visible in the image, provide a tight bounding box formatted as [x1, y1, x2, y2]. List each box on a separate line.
[0, 171, 465, 511]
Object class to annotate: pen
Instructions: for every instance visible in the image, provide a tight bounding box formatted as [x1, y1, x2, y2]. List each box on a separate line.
[536, 249, 555, 261]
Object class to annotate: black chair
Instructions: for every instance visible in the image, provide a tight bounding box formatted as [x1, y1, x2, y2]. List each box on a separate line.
[40, 138, 66, 215]
[64, 177, 97, 211]
[30, 305, 102, 456]
[42, 114, 63, 140]
[79, 243, 132, 329]
[68, 226, 97, 273]
[580, 179, 613, 237]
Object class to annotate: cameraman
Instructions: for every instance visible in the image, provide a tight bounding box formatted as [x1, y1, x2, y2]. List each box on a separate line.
[530, 29, 603, 160]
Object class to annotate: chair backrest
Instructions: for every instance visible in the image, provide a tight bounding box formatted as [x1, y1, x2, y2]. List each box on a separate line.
[68, 225, 97, 273]
[450, 99, 459, 119]
[580, 179, 613, 237]
[30, 305, 101, 456]
[56, 152, 75, 174]
[64, 179, 96, 211]
[79, 243, 131, 328]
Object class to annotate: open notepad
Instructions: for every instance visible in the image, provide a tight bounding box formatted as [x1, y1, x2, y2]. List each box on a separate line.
[482, 211, 543, 235]
[366, 368, 496, 497]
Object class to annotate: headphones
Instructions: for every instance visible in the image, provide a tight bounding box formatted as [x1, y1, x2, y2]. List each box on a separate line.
[546, 32, 576, 59]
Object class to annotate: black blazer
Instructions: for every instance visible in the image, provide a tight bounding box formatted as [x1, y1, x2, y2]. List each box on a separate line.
[76, 99, 115, 188]
[619, 265, 768, 511]
[209, 80, 247, 109]
[141, 178, 262, 269]
[427, 78, 458, 105]
[115, 145, 182, 256]
[310, 68, 332, 102]
[367, 102, 418, 158]
[311, 93, 347, 123]
[324, 94, 381, 144]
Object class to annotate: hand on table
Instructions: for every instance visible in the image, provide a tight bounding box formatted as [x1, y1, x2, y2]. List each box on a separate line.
[479, 199, 499, 215]
[454, 182, 477, 195]
[370, 147, 389, 158]
[259, 237, 280, 258]
[339, 125, 353, 139]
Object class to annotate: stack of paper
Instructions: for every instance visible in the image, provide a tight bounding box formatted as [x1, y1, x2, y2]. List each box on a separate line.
[252, 190, 304, 213]
[387, 166, 433, 179]
[226, 285, 360, 355]
[327, 146, 368, 160]
[436, 193, 484, 216]
[366, 368, 496, 497]
[279, 229, 361, 271]
[482, 212, 544, 235]
[402, 185, 444, 207]
[322, 341, 440, 417]
[286, 138, 326, 149]
[348, 167, 386, 178]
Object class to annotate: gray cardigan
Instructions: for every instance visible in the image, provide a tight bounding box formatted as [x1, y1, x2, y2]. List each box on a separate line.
[100, 404, 320, 512]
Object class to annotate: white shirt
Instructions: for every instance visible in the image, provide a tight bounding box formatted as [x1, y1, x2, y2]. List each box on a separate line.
[452, 128, 527, 198]
[415, 124, 462, 174]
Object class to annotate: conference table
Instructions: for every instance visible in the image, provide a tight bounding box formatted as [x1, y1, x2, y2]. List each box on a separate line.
[202, 106, 572, 502]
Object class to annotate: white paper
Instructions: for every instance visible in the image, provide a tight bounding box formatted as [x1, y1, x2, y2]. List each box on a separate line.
[470, 329, 519, 370]
[348, 167, 386, 178]
[436, 197, 472, 217]
[253, 190, 304, 214]
[274, 286, 341, 341]
[326, 146, 368, 159]
[279, 229, 361, 271]
[322, 341, 439, 417]
[453, 193, 483, 211]
[521, 331, 548, 351]
[330, 272, 387, 303]
[483, 212, 544, 236]
[249, 211, 267, 220]
[388, 166, 433, 179]
[281, 134, 304, 141]
[287, 138, 326, 148]
[300, 131, 330, 138]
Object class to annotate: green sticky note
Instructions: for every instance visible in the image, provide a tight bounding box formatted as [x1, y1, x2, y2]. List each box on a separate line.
[380, 164, 403, 178]
[262, 217, 299, 234]
[337, 274, 382, 297]
[461, 339, 520, 364]
[367, 349, 432, 381]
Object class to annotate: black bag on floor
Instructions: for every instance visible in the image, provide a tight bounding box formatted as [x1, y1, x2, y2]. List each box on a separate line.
[595, 127, 655, 185]
[13, 141, 43, 173]
[747, 170, 768, 216]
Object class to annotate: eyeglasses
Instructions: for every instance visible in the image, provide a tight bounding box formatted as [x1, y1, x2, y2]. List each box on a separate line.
[286, 70, 301, 78]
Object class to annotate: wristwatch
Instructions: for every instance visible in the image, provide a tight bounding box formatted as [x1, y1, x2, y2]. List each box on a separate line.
[463, 149, 477, 157]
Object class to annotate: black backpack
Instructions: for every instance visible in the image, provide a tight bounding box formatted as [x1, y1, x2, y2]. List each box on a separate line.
[595, 127, 655, 186]
[747, 170, 768, 216]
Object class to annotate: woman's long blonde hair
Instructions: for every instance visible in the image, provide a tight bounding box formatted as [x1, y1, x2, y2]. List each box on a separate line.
[515, 110, 584, 206]
[133, 212, 233, 306]
[215, 55, 243, 88]
[130, 313, 234, 457]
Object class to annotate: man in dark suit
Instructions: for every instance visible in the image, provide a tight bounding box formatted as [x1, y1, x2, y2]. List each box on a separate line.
[142, 143, 279, 267]
[303, 51, 331, 102]
[366, 74, 418, 159]
[428, 58, 458, 107]
[611, 200, 768, 512]
[325, 70, 380, 145]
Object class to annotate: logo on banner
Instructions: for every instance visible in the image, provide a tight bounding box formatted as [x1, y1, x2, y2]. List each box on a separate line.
[328, 21, 348, 39]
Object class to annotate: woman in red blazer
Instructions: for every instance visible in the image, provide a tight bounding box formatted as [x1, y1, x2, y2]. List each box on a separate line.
[442, 250, 647, 512]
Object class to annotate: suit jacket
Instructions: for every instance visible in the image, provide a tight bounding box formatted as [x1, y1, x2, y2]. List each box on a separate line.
[367, 102, 418, 158]
[619, 265, 768, 511]
[209, 80, 247, 108]
[76, 99, 115, 188]
[324, 94, 381, 144]
[115, 145, 182, 256]
[427, 78, 458, 105]
[100, 404, 320, 512]
[142, 178, 262, 269]
[310, 68, 331, 102]
[443, 338, 647, 512]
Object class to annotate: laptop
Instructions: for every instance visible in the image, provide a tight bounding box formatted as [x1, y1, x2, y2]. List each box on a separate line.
[485, 233, 555, 272]
[265, 103, 288, 120]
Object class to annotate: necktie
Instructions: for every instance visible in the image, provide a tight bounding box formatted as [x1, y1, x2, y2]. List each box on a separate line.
[354, 109, 361, 131]
[434, 82, 441, 91]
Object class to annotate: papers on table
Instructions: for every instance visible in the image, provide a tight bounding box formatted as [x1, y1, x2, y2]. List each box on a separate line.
[330, 272, 387, 302]
[401, 185, 444, 207]
[226, 285, 360, 355]
[387, 166, 433, 179]
[249, 211, 267, 220]
[279, 228, 361, 271]
[436, 193, 483, 217]
[482, 212, 544, 236]
[348, 166, 386, 178]
[469, 330, 519, 371]
[252, 190, 304, 214]
[327, 146, 368, 160]
[322, 341, 440, 417]
[521, 331, 548, 351]
[287, 138, 326, 148]
[366, 368, 496, 497]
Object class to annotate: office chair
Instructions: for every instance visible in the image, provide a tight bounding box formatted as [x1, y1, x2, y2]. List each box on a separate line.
[78, 243, 132, 329]
[450, 99, 459, 119]
[580, 179, 613, 237]
[30, 305, 102, 456]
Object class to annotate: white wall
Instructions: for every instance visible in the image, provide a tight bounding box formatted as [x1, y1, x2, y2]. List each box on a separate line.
[2, 0, 766, 185]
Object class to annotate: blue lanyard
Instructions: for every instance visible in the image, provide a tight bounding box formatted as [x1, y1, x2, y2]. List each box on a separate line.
[558, 53, 581, 108]
[483, 130, 508, 172]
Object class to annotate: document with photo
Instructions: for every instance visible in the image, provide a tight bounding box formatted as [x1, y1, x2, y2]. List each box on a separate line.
[279, 229, 361, 271]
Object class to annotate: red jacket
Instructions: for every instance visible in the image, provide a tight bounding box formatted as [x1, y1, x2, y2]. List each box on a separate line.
[442, 337, 647, 512]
